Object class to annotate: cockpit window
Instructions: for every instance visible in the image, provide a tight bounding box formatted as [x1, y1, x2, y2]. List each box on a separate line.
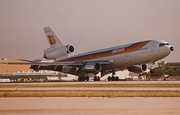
[159, 43, 165, 47]
[159, 43, 170, 47]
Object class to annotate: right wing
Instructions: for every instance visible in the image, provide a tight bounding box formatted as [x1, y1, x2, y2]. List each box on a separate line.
[1, 60, 110, 66]
[2, 61, 84, 66]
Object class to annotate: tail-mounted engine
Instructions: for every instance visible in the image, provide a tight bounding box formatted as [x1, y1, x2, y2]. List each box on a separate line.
[44, 44, 74, 59]
[82, 62, 101, 73]
[127, 64, 147, 73]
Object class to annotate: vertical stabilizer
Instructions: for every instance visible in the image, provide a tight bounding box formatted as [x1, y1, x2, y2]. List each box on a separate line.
[43, 27, 63, 48]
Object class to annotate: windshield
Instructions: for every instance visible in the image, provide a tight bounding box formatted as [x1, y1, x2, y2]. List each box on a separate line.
[159, 43, 170, 47]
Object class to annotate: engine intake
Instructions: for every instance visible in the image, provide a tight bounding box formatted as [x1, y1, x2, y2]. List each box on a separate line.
[127, 64, 147, 73]
[44, 44, 75, 59]
[67, 45, 74, 53]
[82, 62, 101, 73]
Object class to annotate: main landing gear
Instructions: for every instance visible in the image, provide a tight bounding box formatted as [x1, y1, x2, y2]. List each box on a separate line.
[107, 76, 119, 81]
[78, 76, 89, 81]
[78, 76, 100, 81]
[107, 69, 119, 81]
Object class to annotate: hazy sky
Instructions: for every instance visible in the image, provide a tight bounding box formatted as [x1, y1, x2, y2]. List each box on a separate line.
[0, 0, 180, 63]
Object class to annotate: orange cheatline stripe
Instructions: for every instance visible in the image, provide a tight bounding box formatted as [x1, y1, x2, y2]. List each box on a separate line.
[58, 40, 151, 62]
[122, 40, 150, 53]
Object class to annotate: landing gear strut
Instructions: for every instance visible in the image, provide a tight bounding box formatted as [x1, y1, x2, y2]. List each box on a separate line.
[150, 69, 154, 73]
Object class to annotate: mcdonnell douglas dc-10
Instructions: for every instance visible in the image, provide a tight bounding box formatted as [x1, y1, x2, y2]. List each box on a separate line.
[5, 27, 174, 81]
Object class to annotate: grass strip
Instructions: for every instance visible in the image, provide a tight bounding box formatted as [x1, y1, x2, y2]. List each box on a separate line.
[1, 84, 180, 88]
[0, 90, 180, 97]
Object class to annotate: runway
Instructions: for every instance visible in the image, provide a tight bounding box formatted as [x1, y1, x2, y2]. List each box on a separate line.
[0, 97, 180, 115]
[1, 87, 180, 91]
[1, 81, 180, 91]
[1, 81, 180, 85]
[1, 81, 180, 115]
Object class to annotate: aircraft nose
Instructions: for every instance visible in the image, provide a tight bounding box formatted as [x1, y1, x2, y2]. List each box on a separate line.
[170, 46, 174, 51]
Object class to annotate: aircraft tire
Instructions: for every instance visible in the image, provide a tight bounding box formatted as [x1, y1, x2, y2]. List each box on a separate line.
[82, 76, 85, 81]
[94, 76, 99, 81]
[112, 76, 115, 81]
[116, 76, 119, 81]
[78, 76, 82, 81]
[97, 76, 100, 81]
[94, 76, 96, 81]
[108, 76, 111, 81]
[86, 76, 89, 81]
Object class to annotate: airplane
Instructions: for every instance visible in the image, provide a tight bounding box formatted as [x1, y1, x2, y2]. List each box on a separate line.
[4, 27, 174, 81]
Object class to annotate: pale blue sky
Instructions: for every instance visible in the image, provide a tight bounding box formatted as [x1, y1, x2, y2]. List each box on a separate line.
[0, 0, 180, 63]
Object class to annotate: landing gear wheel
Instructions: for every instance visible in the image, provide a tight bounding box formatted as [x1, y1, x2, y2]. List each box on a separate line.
[108, 76, 112, 81]
[112, 76, 115, 81]
[97, 77, 100, 81]
[94, 76, 97, 81]
[78, 76, 86, 81]
[78, 76, 82, 81]
[115, 76, 119, 81]
[82, 76, 85, 81]
[86, 76, 89, 81]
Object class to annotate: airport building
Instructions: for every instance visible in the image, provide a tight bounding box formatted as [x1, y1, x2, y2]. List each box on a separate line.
[0, 59, 62, 82]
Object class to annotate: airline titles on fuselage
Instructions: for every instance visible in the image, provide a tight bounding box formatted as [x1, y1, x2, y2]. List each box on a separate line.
[112, 48, 125, 54]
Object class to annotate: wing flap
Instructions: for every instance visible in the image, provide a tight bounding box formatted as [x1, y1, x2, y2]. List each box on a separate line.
[85, 60, 110, 65]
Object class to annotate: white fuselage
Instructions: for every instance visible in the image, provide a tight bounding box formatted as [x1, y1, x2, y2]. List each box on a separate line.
[57, 40, 173, 73]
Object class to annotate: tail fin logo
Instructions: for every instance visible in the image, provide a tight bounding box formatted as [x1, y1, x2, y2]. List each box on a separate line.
[48, 35, 56, 45]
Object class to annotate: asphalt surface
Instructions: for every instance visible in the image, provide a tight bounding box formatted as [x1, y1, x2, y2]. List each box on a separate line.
[1, 81, 180, 91]
[1, 87, 180, 91]
[0, 97, 179, 115]
[1, 81, 180, 85]
[1, 81, 179, 115]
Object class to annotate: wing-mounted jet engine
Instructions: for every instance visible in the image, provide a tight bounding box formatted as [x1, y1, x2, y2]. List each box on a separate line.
[127, 64, 147, 73]
[81, 62, 101, 73]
